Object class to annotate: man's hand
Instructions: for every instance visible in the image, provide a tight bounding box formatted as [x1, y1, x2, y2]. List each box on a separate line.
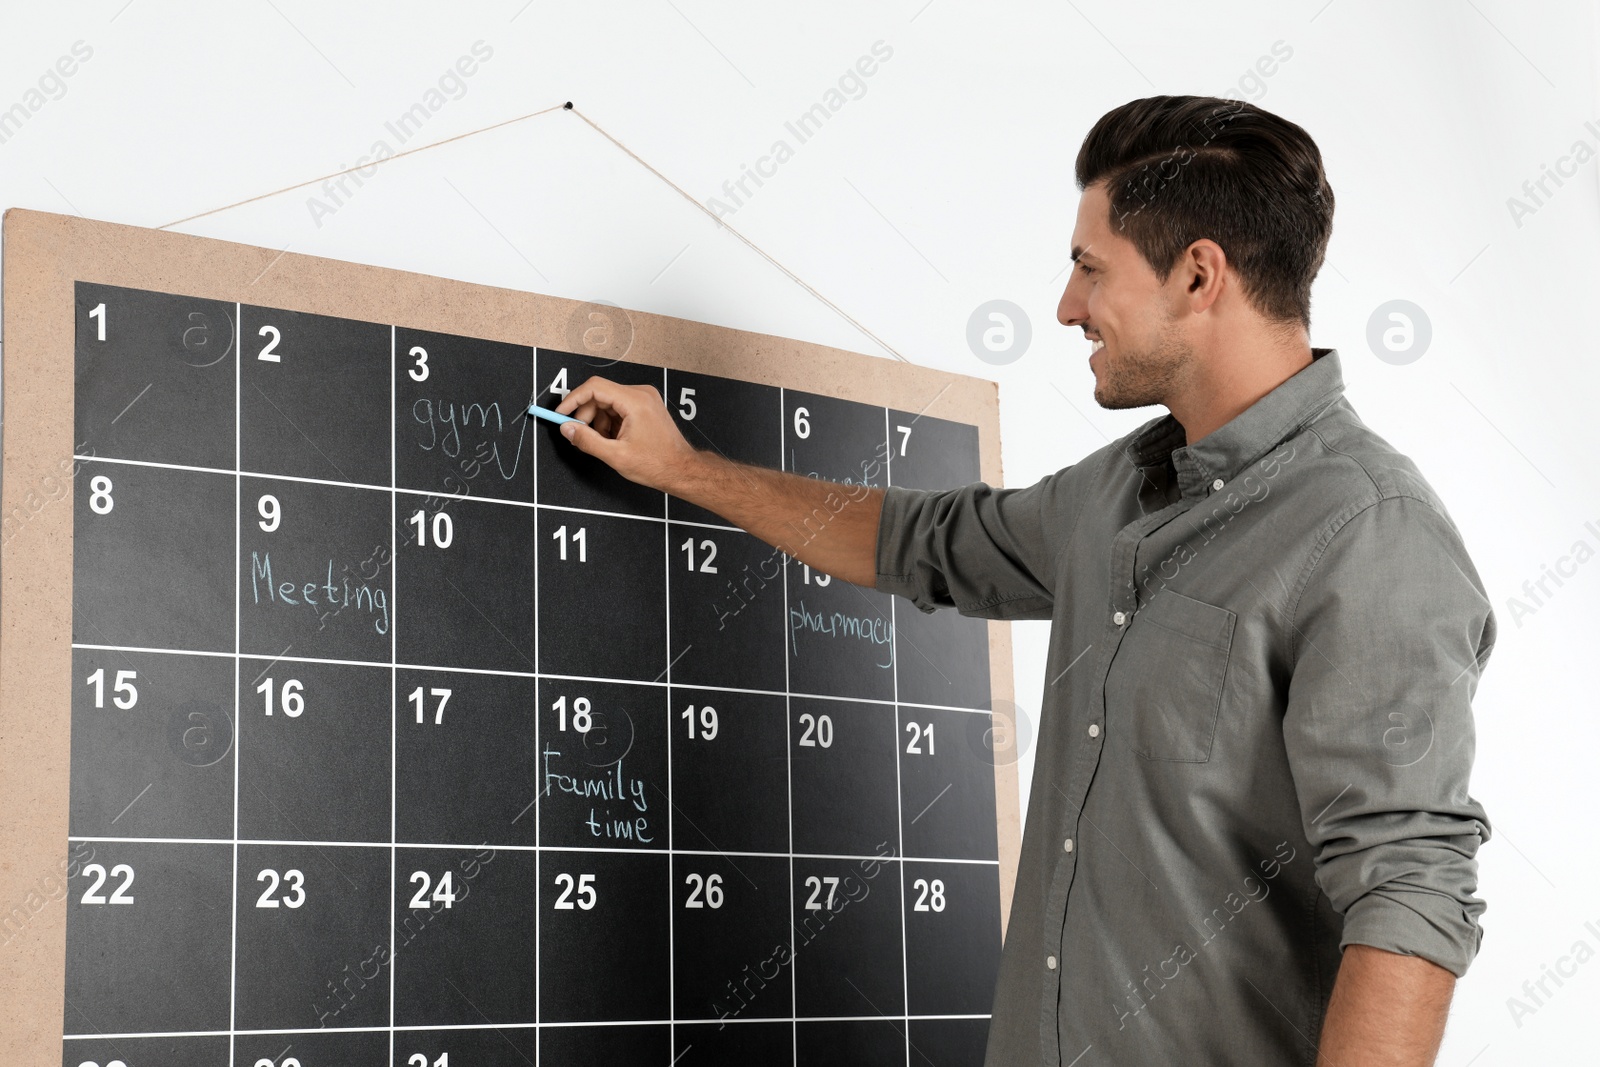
[1316, 944, 1455, 1066]
[550, 373, 885, 588]
[553, 375, 701, 493]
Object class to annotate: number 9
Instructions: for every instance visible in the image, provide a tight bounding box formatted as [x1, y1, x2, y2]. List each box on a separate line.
[258, 494, 281, 532]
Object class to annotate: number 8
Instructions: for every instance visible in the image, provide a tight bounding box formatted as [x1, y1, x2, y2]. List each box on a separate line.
[88, 475, 114, 515]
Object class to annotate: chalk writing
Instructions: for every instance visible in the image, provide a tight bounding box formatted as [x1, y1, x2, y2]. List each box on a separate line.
[788, 597, 894, 668]
[250, 551, 390, 634]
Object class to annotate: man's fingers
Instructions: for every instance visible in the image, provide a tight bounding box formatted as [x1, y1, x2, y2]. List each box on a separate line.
[561, 419, 619, 459]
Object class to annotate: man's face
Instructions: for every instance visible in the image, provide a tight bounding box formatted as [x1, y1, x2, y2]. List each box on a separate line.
[1057, 182, 1193, 411]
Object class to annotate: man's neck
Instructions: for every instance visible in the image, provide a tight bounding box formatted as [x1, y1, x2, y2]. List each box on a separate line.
[1170, 339, 1315, 445]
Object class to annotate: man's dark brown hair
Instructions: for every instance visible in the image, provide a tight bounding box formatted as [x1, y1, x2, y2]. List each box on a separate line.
[1075, 95, 1334, 329]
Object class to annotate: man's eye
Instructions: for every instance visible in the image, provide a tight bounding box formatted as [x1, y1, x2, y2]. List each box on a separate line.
[1077, 262, 1096, 275]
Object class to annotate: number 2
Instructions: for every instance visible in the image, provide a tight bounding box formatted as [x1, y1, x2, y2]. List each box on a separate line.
[257, 324, 282, 362]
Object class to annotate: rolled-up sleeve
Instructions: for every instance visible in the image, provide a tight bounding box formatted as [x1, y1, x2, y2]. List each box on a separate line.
[1284, 494, 1495, 977]
[873, 474, 1067, 622]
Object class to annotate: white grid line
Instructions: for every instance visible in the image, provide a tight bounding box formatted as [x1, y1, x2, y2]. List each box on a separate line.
[67, 643, 994, 716]
[228, 301, 241, 1067]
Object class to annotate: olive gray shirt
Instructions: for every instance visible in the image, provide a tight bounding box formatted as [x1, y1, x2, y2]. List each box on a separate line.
[874, 348, 1494, 1065]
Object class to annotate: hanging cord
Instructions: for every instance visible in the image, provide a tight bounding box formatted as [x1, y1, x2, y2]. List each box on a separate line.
[158, 103, 570, 231]
[157, 101, 910, 363]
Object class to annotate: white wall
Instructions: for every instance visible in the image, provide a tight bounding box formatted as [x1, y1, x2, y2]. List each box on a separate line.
[3, 1, 1597, 1060]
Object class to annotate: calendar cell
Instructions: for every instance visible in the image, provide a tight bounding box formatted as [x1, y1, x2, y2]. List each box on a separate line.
[891, 600, 993, 710]
[395, 493, 535, 672]
[234, 842, 391, 1030]
[791, 854, 903, 1018]
[669, 687, 789, 855]
[396, 327, 536, 503]
[235, 1030, 389, 1067]
[903, 860, 1002, 1016]
[73, 461, 233, 652]
[673, 853, 793, 1021]
[395, 669, 538, 847]
[782, 389, 889, 494]
[539, 679, 667, 850]
[393, 1028, 539, 1066]
[541, 1024, 669, 1064]
[666, 370, 782, 526]
[62, 1034, 229, 1067]
[393, 846, 536, 1026]
[535, 349, 665, 518]
[74, 282, 235, 469]
[789, 698, 899, 858]
[886, 407, 981, 492]
[238, 659, 391, 843]
[241, 304, 390, 485]
[784, 559, 897, 702]
[63, 841, 232, 1034]
[796, 1020, 906, 1066]
[539, 850, 670, 1023]
[898, 707, 999, 862]
[668, 523, 786, 693]
[69, 649, 234, 840]
[908, 1018, 990, 1066]
[239, 475, 391, 662]
[536, 507, 665, 682]
[885, 408, 993, 709]
[676, 1022, 794, 1066]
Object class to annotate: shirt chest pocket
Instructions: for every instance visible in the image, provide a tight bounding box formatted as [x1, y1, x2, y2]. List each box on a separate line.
[1104, 590, 1237, 762]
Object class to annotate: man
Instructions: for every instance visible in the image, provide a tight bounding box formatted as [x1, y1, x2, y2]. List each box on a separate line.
[552, 95, 1494, 1066]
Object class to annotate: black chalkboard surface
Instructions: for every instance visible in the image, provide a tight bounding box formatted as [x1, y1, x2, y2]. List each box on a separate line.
[57, 279, 1002, 1066]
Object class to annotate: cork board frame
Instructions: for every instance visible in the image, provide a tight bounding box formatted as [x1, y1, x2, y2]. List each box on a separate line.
[0, 206, 1021, 1063]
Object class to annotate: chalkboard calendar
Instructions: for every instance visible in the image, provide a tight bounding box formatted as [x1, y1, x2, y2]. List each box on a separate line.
[0, 210, 1020, 1067]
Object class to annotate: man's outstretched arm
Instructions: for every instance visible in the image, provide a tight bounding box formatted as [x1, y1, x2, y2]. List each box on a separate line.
[553, 375, 884, 587]
[1316, 944, 1454, 1066]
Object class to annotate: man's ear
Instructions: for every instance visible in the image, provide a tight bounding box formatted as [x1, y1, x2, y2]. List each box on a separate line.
[1183, 239, 1229, 313]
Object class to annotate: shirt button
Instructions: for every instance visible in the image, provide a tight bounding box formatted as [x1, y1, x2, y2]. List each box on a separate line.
[1212, 478, 1224, 491]
[1047, 955, 1058, 970]
[1063, 838, 1074, 853]
[1113, 611, 1126, 626]
[1088, 723, 1100, 738]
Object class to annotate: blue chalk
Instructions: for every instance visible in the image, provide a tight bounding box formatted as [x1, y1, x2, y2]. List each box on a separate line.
[527, 404, 587, 426]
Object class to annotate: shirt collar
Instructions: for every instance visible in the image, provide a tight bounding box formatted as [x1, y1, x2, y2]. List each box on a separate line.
[1125, 347, 1346, 501]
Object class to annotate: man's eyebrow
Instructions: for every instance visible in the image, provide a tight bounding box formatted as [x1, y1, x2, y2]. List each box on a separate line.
[1071, 246, 1103, 263]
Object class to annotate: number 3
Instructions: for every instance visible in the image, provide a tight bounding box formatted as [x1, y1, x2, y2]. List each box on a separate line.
[409, 345, 429, 382]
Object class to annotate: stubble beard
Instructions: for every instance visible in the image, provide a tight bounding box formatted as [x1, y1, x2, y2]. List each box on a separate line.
[1093, 320, 1192, 411]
